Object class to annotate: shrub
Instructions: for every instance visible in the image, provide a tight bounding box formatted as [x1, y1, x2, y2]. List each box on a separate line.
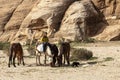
[84, 37, 96, 43]
[25, 43, 36, 55]
[104, 57, 114, 61]
[0, 42, 10, 55]
[70, 48, 93, 61]
[0, 42, 10, 50]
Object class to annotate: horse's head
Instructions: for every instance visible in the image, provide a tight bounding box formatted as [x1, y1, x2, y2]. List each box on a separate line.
[46, 43, 59, 67]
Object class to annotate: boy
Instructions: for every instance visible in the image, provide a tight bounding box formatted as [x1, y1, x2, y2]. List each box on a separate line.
[39, 31, 49, 52]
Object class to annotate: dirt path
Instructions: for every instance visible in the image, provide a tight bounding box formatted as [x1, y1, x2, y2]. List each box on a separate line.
[0, 45, 120, 80]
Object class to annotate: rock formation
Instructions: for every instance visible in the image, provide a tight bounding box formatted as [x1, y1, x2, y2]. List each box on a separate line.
[0, 0, 120, 43]
[55, 0, 106, 41]
[0, 0, 37, 42]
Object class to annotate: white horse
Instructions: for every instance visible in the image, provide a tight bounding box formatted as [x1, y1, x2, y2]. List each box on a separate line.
[35, 43, 58, 67]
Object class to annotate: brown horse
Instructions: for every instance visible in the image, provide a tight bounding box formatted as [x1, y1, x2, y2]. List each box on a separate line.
[8, 43, 25, 67]
[36, 43, 59, 67]
[57, 42, 70, 66]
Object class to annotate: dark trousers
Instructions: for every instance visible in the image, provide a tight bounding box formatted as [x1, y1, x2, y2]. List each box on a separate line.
[43, 42, 47, 52]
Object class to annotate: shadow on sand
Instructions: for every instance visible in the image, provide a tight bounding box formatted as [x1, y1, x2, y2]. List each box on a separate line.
[26, 61, 98, 68]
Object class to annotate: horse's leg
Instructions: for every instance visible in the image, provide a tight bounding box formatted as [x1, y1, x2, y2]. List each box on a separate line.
[44, 54, 47, 65]
[36, 55, 38, 65]
[22, 56, 25, 66]
[17, 53, 21, 66]
[63, 54, 66, 65]
[36, 52, 41, 66]
[20, 58, 22, 64]
[38, 52, 41, 65]
[38, 55, 41, 65]
[8, 53, 13, 67]
[35, 50, 38, 65]
[58, 55, 62, 66]
[57, 53, 63, 67]
[36, 50, 38, 65]
[8, 46, 13, 67]
[13, 53, 16, 67]
[66, 52, 70, 65]
[17, 56, 20, 66]
[53, 55, 56, 66]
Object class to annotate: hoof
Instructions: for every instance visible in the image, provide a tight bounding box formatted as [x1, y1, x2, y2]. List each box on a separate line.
[50, 63, 55, 67]
[23, 63, 25, 66]
[17, 63, 20, 66]
[8, 65, 10, 68]
[13, 65, 16, 67]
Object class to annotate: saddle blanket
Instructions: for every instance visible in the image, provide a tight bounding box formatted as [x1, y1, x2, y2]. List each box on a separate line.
[37, 44, 44, 52]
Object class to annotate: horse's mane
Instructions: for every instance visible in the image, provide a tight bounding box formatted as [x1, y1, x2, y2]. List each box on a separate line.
[46, 43, 58, 55]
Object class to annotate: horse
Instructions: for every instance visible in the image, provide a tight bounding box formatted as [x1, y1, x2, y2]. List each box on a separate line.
[36, 43, 59, 67]
[57, 42, 70, 66]
[8, 43, 25, 67]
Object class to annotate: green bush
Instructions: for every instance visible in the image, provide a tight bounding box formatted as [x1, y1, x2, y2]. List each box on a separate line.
[0, 42, 10, 55]
[84, 37, 96, 43]
[70, 48, 93, 61]
[0, 42, 10, 50]
[104, 57, 114, 61]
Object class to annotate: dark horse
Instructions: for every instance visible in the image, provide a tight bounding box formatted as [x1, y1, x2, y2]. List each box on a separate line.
[48, 43, 59, 67]
[36, 43, 59, 67]
[8, 43, 25, 67]
[57, 42, 70, 66]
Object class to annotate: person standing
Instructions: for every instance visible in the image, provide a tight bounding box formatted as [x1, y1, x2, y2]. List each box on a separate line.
[39, 31, 49, 53]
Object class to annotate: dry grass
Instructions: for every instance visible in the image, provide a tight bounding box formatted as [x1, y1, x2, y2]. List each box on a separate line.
[70, 48, 93, 61]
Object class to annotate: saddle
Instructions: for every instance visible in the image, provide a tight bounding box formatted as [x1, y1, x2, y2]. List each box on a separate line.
[36, 44, 44, 52]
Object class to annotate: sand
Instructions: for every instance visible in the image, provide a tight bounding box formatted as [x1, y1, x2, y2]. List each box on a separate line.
[0, 43, 120, 80]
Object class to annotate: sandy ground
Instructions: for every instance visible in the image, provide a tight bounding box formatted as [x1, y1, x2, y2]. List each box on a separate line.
[0, 42, 120, 80]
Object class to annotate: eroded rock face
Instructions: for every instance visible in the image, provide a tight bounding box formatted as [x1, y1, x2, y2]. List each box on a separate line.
[0, 0, 37, 42]
[93, 25, 120, 41]
[92, 0, 120, 18]
[0, 0, 120, 43]
[55, 0, 106, 41]
[91, 0, 120, 41]
[0, 0, 22, 31]
[14, 0, 76, 41]
[4, 0, 37, 30]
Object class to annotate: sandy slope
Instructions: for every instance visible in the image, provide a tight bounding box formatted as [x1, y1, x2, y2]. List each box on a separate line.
[0, 45, 120, 80]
